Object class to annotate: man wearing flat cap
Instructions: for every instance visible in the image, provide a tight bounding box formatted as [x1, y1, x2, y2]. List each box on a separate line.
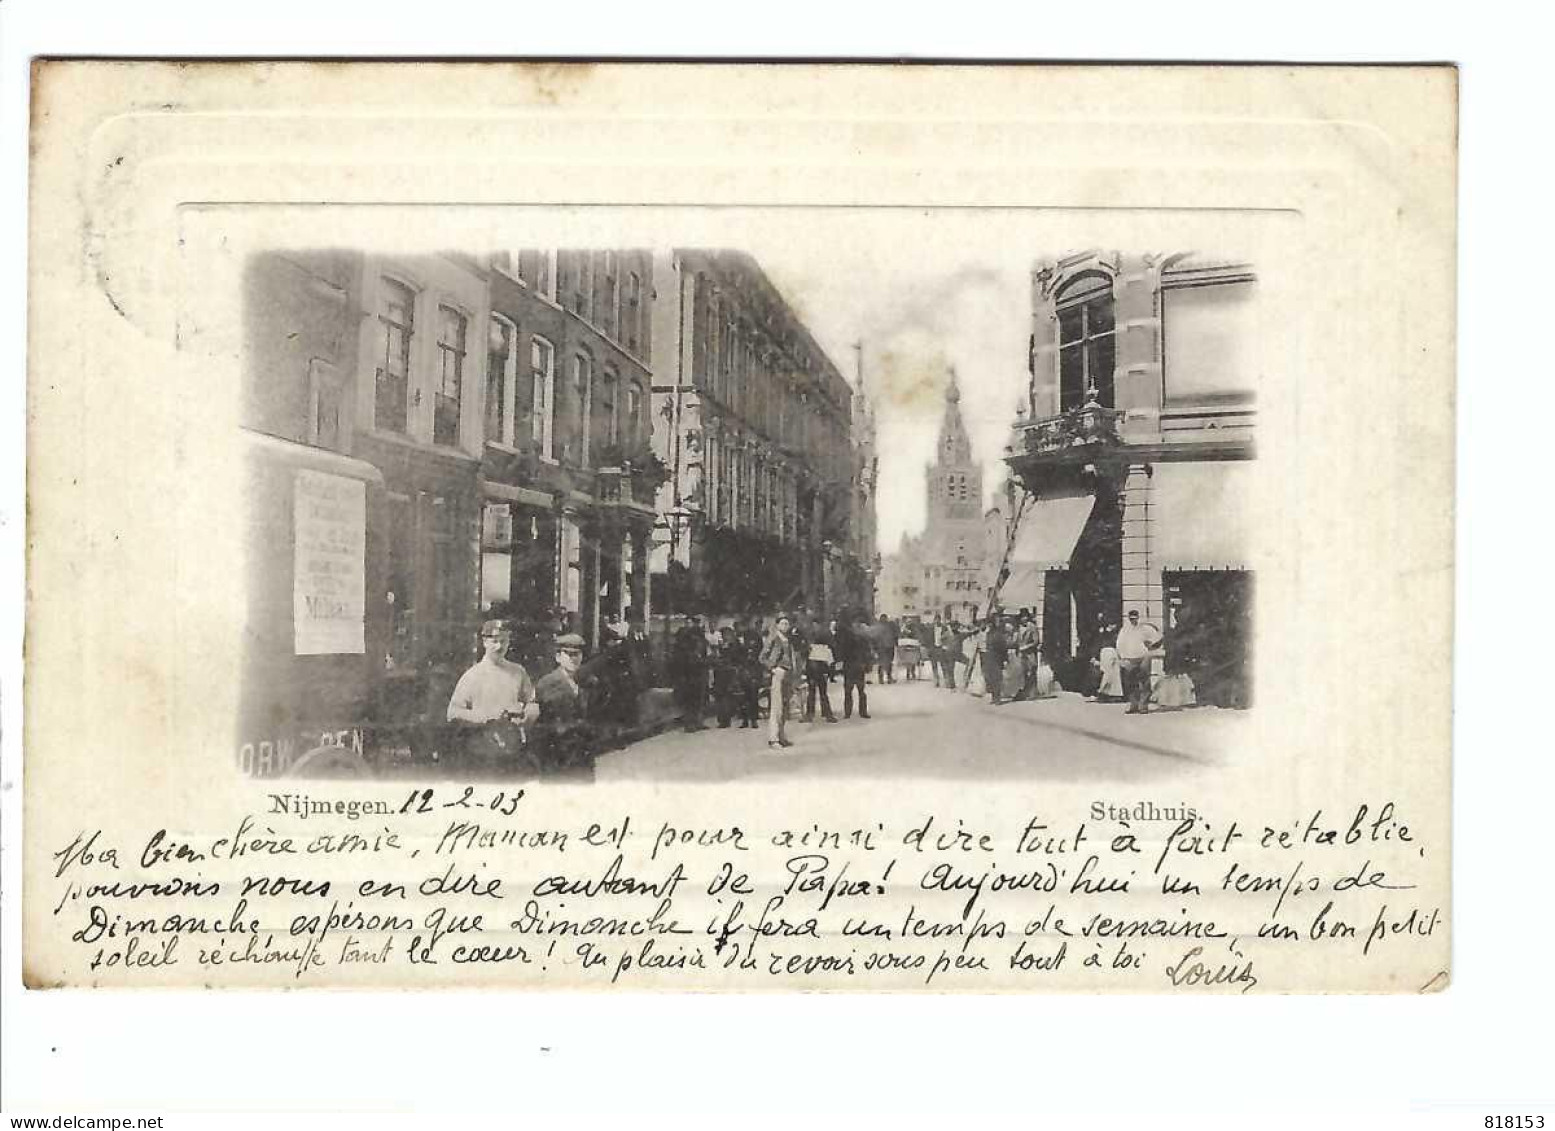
[535, 632, 597, 781]
[536, 633, 588, 724]
[446, 619, 542, 773]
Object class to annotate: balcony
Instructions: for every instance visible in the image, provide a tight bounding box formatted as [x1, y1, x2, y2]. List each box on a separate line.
[1015, 402, 1123, 457]
[1007, 395, 1254, 476]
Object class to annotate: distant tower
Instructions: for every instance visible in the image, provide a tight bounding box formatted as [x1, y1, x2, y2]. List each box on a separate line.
[923, 369, 986, 619]
[927, 369, 983, 532]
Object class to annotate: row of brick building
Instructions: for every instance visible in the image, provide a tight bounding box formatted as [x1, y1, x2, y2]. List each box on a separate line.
[241, 248, 876, 687]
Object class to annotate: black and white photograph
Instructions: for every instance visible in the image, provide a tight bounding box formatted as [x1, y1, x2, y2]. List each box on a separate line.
[237, 241, 1260, 784]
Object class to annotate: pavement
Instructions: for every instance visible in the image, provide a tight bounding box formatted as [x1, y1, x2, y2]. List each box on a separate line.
[595, 677, 1254, 784]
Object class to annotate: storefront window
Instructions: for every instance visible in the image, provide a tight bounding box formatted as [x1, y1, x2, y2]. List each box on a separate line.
[480, 502, 513, 612]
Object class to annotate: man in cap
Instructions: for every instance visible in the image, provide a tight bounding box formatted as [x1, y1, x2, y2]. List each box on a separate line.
[1116, 607, 1164, 714]
[535, 632, 596, 780]
[446, 619, 542, 774]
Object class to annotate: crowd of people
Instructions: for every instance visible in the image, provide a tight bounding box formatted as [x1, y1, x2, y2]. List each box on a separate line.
[858, 605, 1174, 714]
[437, 601, 1179, 779]
[666, 608, 884, 752]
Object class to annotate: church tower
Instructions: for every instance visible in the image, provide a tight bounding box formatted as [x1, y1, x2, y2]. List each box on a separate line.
[926, 370, 984, 535]
[922, 369, 986, 619]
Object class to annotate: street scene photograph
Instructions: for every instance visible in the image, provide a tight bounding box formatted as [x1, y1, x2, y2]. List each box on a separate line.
[239, 238, 1259, 784]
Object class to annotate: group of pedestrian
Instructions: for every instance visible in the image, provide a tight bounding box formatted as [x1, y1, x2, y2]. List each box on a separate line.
[861, 613, 939, 684]
[927, 609, 1054, 704]
[670, 614, 765, 731]
[944, 605, 1166, 714]
[668, 607, 882, 751]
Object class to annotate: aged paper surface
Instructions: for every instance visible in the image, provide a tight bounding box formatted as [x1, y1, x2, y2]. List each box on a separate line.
[24, 62, 1454, 992]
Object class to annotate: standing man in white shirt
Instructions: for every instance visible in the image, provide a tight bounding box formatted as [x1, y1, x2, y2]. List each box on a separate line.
[447, 619, 542, 771]
[1115, 608, 1164, 714]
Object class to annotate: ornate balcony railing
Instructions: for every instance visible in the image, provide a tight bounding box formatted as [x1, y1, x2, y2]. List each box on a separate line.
[1016, 402, 1123, 456]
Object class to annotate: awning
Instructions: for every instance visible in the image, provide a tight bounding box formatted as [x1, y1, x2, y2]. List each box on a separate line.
[999, 493, 1096, 606]
[1150, 460, 1255, 570]
[1000, 563, 1046, 609]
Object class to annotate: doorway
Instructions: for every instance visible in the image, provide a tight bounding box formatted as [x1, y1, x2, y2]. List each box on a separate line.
[1163, 569, 1254, 708]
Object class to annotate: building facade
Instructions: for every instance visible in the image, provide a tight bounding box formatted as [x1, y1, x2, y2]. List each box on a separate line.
[1000, 250, 1257, 705]
[648, 249, 866, 620]
[878, 372, 989, 624]
[241, 248, 660, 719]
[483, 249, 660, 655]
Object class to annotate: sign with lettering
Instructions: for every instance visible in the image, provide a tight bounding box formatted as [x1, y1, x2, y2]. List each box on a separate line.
[293, 470, 366, 655]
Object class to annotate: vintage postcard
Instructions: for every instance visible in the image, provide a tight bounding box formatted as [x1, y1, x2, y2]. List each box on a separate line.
[23, 62, 1455, 992]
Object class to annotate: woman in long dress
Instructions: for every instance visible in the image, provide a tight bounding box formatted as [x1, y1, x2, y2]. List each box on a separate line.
[1095, 635, 1125, 702]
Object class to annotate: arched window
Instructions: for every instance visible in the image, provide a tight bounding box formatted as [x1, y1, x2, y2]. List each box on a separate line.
[1056, 271, 1116, 412]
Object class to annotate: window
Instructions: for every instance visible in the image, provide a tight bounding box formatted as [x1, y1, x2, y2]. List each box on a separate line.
[530, 335, 555, 459]
[753, 457, 765, 533]
[486, 316, 516, 445]
[625, 271, 642, 353]
[722, 312, 737, 403]
[572, 353, 593, 466]
[374, 278, 415, 433]
[517, 250, 557, 302]
[434, 305, 467, 447]
[480, 502, 514, 612]
[768, 466, 780, 533]
[569, 253, 594, 320]
[727, 445, 740, 528]
[600, 368, 618, 450]
[1056, 272, 1116, 411]
[744, 451, 755, 527]
[1161, 278, 1256, 402]
[602, 252, 619, 338]
[625, 381, 644, 447]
